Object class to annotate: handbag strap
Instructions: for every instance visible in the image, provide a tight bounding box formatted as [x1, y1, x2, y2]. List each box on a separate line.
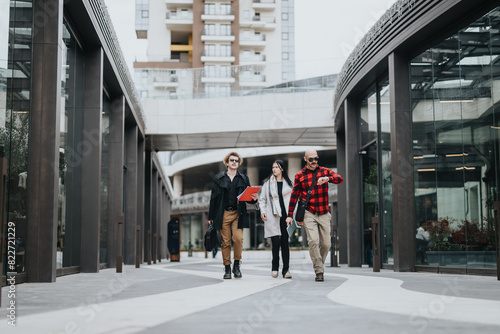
[304, 168, 320, 207]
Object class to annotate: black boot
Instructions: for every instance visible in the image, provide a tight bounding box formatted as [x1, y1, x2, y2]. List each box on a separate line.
[232, 260, 242, 278]
[223, 265, 232, 279]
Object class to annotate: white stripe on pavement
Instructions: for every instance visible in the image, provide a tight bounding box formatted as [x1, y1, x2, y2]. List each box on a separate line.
[327, 273, 500, 326]
[0, 266, 291, 334]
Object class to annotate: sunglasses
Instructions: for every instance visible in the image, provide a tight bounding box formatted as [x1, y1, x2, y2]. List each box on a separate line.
[229, 158, 239, 163]
[308, 157, 319, 162]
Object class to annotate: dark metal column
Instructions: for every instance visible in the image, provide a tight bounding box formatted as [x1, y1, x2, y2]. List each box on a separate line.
[136, 135, 145, 264]
[106, 96, 125, 268]
[336, 129, 348, 264]
[124, 125, 138, 265]
[151, 169, 158, 263]
[144, 150, 152, 263]
[80, 47, 103, 273]
[26, 0, 63, 282]
[389, 52, 415, 272]
[344, 99, 362, 267]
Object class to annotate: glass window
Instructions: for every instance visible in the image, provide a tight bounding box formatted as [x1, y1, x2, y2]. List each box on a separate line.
[1, 0, 33, 274]
[204, 24, 215, 36]
[220, 45, 231, 57]
[59, 21, 85, 268]
[411, 8, 500, 269]
[282, 13, 288, 21]
[220, 24, 231, 36]
[204, 44, 216, 56]
[282, 32, 288, 40]
[379, 80, 393, 265]
[141, 10, 148, 18]
[220, 4, 231, 15]
[282, 52, 289, 60]
[204, 3, 215, 15]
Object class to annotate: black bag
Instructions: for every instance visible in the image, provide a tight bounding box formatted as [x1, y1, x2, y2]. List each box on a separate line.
[295, 169, 319, 222]
[204, 224, 220, 252]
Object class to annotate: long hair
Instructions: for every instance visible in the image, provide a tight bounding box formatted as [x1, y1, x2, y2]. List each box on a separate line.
[263, 160, 293, 188]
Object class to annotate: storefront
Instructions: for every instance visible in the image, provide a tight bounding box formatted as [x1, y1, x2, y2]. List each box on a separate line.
[1, 0, 173, 285]
[335, 0, 500, 275]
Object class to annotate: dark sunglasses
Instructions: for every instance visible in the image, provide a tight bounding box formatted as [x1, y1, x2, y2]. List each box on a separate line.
[229, 158, 239, 163]
[308, 157, 319, 162]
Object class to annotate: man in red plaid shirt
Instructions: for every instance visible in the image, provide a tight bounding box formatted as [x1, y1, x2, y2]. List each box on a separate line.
[286, 149, 343, 282]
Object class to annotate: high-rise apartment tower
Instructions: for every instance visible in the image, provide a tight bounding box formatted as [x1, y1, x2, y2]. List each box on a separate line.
[135, 0, 295, 99]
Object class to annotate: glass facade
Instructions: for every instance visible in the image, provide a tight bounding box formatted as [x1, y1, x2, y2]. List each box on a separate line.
[411, 8, 500, 268]
[1, 0, 33, 274]
[359, 81, 393, 266]
[59, 21, 85, 268]
[101, 95, 110, 264]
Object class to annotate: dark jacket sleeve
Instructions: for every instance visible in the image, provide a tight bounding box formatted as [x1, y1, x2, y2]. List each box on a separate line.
[208, 179, 218, 220]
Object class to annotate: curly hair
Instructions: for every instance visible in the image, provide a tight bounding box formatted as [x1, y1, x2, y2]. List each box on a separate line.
[223, 152, 243, 166]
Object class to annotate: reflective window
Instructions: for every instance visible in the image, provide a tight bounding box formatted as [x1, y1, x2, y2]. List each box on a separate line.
[411, 8, 500, 268]
[1, 0, 33, 274]
[59, 22, 85, 268]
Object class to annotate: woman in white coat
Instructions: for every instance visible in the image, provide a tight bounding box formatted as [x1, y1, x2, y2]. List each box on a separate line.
[258, 160, 293, 278]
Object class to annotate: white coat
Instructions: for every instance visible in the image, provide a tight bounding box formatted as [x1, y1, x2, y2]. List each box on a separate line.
[258, 177, 293, 238]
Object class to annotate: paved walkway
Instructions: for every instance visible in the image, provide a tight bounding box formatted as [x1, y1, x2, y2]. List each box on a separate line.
[1, 252, 500, 334]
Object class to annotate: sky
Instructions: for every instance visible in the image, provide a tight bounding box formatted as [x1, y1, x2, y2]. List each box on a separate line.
[104, 0, 398, 80]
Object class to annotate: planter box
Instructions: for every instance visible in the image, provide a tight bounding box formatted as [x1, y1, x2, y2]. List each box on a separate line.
[426, 251, 496, 268]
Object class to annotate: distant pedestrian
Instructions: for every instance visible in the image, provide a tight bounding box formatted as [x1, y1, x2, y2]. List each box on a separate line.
[208, 152, 258, 279]
[258, 160, 294, 279]
[286, 149, 343, 282]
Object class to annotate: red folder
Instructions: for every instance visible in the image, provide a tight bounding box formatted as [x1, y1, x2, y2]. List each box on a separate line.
[237, 186, 261, 201]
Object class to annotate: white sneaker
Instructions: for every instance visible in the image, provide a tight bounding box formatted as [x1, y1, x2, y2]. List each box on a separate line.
[283, 270, 292, 279]
[271, 271, 278, 278]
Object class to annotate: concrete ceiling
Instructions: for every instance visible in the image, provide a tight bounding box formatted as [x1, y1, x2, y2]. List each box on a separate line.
[150, 126, 336, 151]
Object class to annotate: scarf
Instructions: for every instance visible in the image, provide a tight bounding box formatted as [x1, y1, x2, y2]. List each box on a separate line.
[268, 175, 293, 217]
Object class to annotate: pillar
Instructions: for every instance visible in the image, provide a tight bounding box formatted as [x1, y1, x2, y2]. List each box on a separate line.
[124, 125, 138, 265]
[173, 173, 183, 196]
[26, 0, 63, 282]
[137, 135, 145, 264]
[336, 130, 348, 264]
[80, 47, 103, 273]
[345, 99, 362, 267]
[107, 96, 125, 268]
[389, 52, 415, 272]
[287, 155, 302, 179]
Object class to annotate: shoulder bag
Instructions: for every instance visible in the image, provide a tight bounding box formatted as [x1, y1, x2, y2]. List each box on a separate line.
[295, 168, 319, 223]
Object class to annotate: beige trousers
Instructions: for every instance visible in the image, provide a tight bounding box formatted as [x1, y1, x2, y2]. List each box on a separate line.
[220, 210, 243, 266]
[303, 210, 332, 274]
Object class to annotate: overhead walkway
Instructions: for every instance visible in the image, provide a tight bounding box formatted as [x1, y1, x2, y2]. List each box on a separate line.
[141, 74, 337, 151]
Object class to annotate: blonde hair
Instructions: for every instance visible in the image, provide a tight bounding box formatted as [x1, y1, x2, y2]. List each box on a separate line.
[223, 152, 243, 165]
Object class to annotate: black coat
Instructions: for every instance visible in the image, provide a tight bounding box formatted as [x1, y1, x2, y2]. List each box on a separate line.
[208, 171, 255, 230]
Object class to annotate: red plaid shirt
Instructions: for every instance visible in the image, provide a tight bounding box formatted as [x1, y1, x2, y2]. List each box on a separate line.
[288, 166, 343, 217]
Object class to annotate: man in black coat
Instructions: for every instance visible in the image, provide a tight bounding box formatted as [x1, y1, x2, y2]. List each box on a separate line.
[208, 152, 258, 279]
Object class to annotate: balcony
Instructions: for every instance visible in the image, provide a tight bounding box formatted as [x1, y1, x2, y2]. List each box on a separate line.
[201, 73, 235, 84]
[240, 53, 266, 64]
[201, 51, 235, 63]
[240, 15, 276, 30]
[239, 34, 266, 48]
[239, 73, 267, 87]
[166, 11, 193, 31]
[165, 0, 193, 10]
[201, 29, 235, 42]
[252, 0, 276, 11]
[201, 9, 235, 21]
[152, 74, 179, 89]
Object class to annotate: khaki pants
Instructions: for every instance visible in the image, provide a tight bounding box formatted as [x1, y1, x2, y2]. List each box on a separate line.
[303, 210, 331, 274]
[220, 210, 243, 266]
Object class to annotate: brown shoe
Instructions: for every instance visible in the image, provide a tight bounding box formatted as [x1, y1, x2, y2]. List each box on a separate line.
[315, 273, 324, 282]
